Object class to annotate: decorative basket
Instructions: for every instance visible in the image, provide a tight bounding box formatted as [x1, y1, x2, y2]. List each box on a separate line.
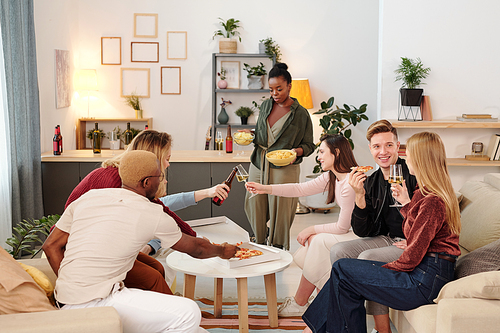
[219, 40, 237, 54]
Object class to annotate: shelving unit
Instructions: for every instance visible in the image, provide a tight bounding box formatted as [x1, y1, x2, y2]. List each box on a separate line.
[391, 119, 500, 167]
[212, 53, 275, 148]
[76, 118, 153, 149]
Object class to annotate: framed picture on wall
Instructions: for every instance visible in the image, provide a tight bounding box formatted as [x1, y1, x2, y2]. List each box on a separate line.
[131, 42, 159, 62]
[134, 13, 158, 38]
[55, 49, 71, 108]
[167, 31, 187, 60]
[101, 37, 121, 65]
[161, 67, 181, 95]
[221, 61, 240, 89]
[121, 68, 150, 98]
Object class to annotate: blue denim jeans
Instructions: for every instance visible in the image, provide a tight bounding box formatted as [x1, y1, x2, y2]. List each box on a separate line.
[302, 255, 456, 333]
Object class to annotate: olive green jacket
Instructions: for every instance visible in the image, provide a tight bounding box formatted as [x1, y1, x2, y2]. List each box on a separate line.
[250, 97, 315, 169]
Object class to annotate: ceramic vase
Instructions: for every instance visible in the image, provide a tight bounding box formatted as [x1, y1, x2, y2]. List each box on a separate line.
[218, 80, 228, 89]
[217, 107, 229, 124]
[135, 109, 143, 119]
[247, 76, 264, 89]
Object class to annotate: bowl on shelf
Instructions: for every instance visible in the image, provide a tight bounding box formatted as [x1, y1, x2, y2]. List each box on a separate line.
[233, 132, 255, 146]
[266, 149, 296, 166]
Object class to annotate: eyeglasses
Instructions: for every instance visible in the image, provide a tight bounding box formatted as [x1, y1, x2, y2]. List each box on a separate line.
[140, 172, 165, 183]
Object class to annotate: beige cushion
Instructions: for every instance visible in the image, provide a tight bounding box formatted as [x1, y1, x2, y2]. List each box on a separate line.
[402, 303, 438, 333]
[0, 248, 55, 314]
[434, 271, 500, 303]
[455, 238, 500, 279]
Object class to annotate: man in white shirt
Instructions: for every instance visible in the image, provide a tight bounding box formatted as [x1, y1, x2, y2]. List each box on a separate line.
[43, 150, 239, 333]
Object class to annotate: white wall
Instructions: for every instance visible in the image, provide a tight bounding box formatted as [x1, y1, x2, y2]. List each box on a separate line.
[380, 0, 500, 189]
[34, 0, 380, 182]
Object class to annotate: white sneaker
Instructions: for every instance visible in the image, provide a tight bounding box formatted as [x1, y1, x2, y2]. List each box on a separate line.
[277, 297, 309, 317]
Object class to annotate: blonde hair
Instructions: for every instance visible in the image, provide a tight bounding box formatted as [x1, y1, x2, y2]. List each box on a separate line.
[406, 132, 460, 235]
[102, 130, 172, 169]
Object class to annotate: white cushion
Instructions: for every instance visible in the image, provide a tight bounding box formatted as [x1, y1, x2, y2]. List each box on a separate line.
[434, 271, 500, 303]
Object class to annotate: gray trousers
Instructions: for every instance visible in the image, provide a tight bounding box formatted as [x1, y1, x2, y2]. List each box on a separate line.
[329, 235, 404, 315]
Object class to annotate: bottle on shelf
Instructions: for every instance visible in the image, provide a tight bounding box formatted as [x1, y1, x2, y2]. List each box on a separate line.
[226, 125, 233, 153]
[92, 122, 101, 154]
[53, 126, 61, 155]
[124, 122, 133, 149]
[57, 125, 63, 153]
[145, 124, 149, 130]
[212, 166, 238, 206]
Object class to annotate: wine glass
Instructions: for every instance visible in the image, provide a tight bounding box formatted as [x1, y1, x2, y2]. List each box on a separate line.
[215, 131, 223, 154]
[388, 164, 404, 208]
[233, 131, 254, 156]
[236, 164, 257, 199]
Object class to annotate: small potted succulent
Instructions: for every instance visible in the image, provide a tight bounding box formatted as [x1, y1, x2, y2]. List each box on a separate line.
[259, 37, 282, 62]
[394, 57, 431, 107]
[235, 106, 255, 125]
[243, 62, 267, 89]
[217, 67, 227, 89]
[212, 17, 241, 54]
[124, 93, 143, 119]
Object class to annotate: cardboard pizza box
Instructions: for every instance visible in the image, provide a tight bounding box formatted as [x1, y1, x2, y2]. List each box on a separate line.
[210, 242, 281, 268]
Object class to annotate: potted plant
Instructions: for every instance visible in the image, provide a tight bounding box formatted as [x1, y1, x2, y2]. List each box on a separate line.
[124, 93, 143, 119]
[259, 37, 282, 62]
[394, 57, 431, 107]
[218, 98, 232, 124]
[213, 17, 241, 54]
[218, 67, 227, 89]
[235, 106, 255, 125]
[87, 127, 106, 149]
[243, 62, 267, 89]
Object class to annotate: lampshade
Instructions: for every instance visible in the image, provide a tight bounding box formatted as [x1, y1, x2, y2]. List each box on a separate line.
[290, 78, 313, 109]
[75, 69, 98, 91]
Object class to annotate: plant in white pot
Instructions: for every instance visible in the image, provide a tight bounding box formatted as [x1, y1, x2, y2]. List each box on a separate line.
[394, 57, 431, 108]
[243, 62, 267, 89]
[213, 17, 241, 54]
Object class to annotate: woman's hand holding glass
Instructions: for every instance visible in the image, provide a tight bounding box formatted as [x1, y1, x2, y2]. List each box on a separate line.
[390, 179, 411, 207]
[244, 181, 271, 195]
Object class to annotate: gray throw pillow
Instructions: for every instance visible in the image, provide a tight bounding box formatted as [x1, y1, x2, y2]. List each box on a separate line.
[455, 238, 500, 279]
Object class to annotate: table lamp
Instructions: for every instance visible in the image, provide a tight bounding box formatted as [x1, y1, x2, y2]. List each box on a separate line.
[290, 78, 313, 109]
[75, 69, 98, 118]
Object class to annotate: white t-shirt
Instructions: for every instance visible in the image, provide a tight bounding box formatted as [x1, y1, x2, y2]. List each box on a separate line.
[54, 188, 182, 305]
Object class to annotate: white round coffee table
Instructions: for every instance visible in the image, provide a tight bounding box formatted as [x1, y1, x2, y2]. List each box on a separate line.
[166, 249, 293, 333]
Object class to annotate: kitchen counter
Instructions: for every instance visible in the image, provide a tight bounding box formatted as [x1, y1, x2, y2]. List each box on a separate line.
[41, 150, 251, 163]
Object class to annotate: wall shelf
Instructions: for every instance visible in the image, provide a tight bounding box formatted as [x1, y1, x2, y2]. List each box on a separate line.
[76, 118, 153, 150]
[391, 119, 500, 129]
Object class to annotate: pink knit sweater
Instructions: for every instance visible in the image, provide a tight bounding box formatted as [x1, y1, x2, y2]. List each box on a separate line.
[271, 172, 355, 234]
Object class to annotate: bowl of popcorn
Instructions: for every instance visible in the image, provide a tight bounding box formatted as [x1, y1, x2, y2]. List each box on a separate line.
[233, 132, 255, 146]
[266, 149, 297, 166]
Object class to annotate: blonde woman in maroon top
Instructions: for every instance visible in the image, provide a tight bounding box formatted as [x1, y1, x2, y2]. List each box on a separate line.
[302, 132, 461, 333]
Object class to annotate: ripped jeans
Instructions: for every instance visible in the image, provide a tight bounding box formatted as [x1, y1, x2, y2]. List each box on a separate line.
[302, 255, 456, 333]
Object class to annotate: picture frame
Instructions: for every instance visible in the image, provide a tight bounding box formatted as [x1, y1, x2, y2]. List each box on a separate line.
[167, 31, 187, 60]
[121, 68, 150, 98]
[131, 42, 159, 63]
[101, 37, 121, 65]
[161, 67, 181, 95]
[221, 61, 240, 89]
[134, 13, 158, 38]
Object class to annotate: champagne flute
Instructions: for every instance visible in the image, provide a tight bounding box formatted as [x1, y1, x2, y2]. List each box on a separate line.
[215, 131, 223, 154]
[388, 164, 404, 208]
[236, 164, 257, 199]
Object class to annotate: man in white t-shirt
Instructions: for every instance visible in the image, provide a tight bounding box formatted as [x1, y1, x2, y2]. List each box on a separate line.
[43, 150, 239, 333]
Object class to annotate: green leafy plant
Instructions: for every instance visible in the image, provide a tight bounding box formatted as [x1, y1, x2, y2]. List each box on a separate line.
[212, 17, 241, 42]
[5, 215, 61, 259]
[218, 67, 227, 80]
[260, 37, 282, 62]
[86, 128, 106, 140]
[124, 93, 142, 111]
[394, 57, 431, 89]
[312, 97, 369, 173]
[107, 126, 122, 140]
[243, 62, 267, 78]
[235, 106, 255, 118]
[252, 96, 267, 111]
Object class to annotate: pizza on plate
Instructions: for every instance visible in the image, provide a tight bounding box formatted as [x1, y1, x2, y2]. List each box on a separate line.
[351, 166, 373, 173]
[234, 248, 263, 260]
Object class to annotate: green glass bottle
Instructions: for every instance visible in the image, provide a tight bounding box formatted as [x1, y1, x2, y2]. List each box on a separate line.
[124, 122, 133, 149]
[92, 122, 101, 154]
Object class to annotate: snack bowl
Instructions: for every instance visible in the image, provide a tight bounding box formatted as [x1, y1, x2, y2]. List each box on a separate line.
[266, 149, 297, 166]
[233, 132, 255, 146]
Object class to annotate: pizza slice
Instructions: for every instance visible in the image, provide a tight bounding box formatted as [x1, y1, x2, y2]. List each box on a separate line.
[351, 166, 373, 173]
[234, 248, 263, 260]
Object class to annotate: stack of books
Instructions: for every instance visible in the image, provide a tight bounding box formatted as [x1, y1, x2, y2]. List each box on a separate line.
[456, 114, 498, 122]
[487, 134, 500, 160]
[398, 144, 406, 157]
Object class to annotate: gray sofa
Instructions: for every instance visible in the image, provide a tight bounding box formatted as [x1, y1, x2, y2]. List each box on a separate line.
[390, 173, 500, 333]
[0, 258, 122, 333]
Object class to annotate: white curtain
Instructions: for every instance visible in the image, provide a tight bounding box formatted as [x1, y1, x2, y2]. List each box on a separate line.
[0, 20, 11, 249]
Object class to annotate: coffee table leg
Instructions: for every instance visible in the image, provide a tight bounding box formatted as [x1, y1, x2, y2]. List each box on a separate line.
[183, 274, 196, 300]
[264, 273, 278, 328]
[237, 277, 249, 333]
[214, 278, 223, 318]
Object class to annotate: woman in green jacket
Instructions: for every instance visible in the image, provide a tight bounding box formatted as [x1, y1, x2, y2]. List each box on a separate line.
[244, 63, 315, 250]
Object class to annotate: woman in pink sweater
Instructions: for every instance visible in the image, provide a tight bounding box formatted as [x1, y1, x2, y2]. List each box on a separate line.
[246, 134, 359, 317]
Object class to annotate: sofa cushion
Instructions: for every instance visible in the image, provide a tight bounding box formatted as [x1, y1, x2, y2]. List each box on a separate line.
[455, 238, 500, 279]
[458, 174, 500, 252]
[0, 248, 55, 314]
[434, 271, 500, 303]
